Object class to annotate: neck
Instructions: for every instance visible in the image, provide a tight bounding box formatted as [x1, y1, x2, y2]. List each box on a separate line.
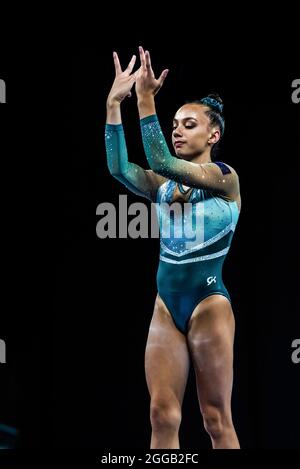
[191, 148, 212, 165]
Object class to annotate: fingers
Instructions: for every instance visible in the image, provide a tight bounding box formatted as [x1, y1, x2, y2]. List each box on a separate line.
[113, 51, 122, 75]
[114, 51, 137, 77]
[145, 50, 152, 70]
[139, 46, 147, 71]
[125, 54, 136, 75]
[157, 68, 169, 87]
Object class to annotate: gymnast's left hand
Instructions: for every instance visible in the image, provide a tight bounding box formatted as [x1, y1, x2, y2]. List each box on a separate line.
[135, 46, 169, 99]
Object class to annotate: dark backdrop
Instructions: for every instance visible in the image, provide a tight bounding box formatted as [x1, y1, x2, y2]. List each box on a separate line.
[1, 32, 299, 456]
[54, 43, 300, 449]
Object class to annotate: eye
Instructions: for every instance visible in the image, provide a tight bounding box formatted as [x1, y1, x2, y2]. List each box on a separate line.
[185, 123, 195, 129]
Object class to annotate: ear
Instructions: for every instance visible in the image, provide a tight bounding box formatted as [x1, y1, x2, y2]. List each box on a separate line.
[208, 128, 221, 145]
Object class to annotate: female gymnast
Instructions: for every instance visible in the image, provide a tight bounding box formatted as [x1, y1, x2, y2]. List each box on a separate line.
[105, 47, 241, 449]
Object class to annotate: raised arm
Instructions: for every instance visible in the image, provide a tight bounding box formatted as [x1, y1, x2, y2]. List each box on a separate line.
[135, 48, 239, 201]
[105, 52, 166, 201]
[140, 114, 239, 199]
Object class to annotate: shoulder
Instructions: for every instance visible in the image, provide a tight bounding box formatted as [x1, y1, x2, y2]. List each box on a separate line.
[210, 162, 240, 189]
[212, 161, 239, 178]
[202, 161, 239, 184]
[206, 161, 240, 201]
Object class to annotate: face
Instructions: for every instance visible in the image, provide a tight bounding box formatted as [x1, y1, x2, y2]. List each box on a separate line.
[172, 103, 220, 160]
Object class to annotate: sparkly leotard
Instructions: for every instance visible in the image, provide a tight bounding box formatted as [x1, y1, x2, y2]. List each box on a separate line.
[105, 115, 240, 334]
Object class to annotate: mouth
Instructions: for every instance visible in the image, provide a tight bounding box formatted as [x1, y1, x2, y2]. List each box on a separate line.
[174, 141, 186, 148]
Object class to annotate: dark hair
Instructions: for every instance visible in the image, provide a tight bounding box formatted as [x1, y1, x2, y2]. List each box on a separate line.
[188, 93, 225, 157]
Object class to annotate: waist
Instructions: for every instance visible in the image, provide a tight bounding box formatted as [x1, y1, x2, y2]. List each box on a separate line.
[157, 254, 226, 292]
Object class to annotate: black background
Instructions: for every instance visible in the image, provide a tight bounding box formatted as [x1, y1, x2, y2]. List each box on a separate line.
[0, 19, 299, 463]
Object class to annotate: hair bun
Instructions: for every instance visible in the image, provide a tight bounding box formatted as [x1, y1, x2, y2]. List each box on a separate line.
[200, 94, 223, 113]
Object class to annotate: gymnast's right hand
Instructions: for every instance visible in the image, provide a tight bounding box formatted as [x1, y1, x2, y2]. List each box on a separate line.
[107, 52, 137, 106]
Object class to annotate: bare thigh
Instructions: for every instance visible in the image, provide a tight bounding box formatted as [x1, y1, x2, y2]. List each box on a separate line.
[145, 294, 190, 405]
[187, 295, 235, 414]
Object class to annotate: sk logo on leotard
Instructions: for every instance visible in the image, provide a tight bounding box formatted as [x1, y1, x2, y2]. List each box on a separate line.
[207, 276, 217, 286]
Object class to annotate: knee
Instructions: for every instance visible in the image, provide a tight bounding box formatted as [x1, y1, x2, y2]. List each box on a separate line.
[150, 399, 181, 433]
[202, 407, 231, 440]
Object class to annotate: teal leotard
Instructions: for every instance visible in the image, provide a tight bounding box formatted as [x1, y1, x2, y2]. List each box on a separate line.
[105, 115, 240, 334]
[155, 178, 239, 333]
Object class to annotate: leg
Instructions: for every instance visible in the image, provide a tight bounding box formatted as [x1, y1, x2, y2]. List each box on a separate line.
[145, 294, 190, 449]
[187, 295, 240, 449]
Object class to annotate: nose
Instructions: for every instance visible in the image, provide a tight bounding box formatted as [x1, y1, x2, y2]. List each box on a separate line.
[173, 126, 183, 138]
